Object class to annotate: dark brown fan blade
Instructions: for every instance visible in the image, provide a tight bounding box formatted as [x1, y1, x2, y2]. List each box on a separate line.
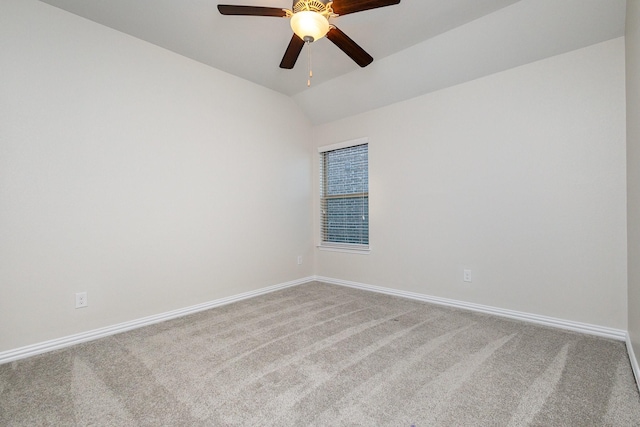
[331, 0, 400, 16]
[217, 5, 287, 17]
[280, 34, 305, 69]
[326, 26, 373, 67]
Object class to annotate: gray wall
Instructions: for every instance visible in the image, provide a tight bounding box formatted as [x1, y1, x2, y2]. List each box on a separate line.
[313, 38, 627, 330]
[627, 0, 640, 380]
[0, 0, 313, 352]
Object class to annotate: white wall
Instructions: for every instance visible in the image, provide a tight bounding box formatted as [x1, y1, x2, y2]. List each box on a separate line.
[0, 0, 629, 356]
[627, 0, 640, 370]
[312, 38, 627, 329]
[0, 0, 313, 352]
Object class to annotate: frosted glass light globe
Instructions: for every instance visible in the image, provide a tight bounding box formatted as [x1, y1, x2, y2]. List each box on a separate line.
[290, 11, 330, 42]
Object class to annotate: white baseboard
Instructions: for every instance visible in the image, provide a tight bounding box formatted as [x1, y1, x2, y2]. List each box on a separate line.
[313, 276, 627, 341]
[2, 275, 630, 367]
[627, 333, 640, 392]
[0, 276, 313, 365]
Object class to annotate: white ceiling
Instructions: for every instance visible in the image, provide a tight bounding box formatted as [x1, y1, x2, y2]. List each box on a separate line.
[39, 0, 627, 124]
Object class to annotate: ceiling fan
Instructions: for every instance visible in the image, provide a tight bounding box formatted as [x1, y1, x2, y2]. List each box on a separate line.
[217, 0, 401, 71]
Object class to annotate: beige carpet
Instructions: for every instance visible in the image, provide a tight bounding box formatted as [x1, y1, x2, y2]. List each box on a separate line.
[1, 282, 640, 426]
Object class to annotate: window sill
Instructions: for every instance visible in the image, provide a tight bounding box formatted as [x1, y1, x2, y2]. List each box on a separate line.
[317, 244, 371, 255]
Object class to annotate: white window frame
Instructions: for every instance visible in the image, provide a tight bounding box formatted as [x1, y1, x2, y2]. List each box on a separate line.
[317, 137, 370, 254]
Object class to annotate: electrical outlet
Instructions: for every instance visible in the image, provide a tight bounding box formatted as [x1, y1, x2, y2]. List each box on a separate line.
[463, 269, 472, 283]
[297, 255, 303, 265]
[75, 292, 88, 308]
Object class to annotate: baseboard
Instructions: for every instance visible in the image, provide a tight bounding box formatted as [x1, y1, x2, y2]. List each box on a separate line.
[627, 333, 640, 392]
[2, 275, 629, 366]
[313, 276, 627, 341]
[0, 276, 314, 365]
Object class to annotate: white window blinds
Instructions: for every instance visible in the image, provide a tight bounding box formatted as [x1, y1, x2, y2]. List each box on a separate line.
[319, 141, 369, 249]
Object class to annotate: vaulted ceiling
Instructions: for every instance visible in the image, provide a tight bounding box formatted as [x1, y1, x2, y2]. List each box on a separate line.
[39, 0, 627, 124]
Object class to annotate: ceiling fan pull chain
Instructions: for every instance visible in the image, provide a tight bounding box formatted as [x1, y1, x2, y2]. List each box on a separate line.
[307, 39, 313, 87]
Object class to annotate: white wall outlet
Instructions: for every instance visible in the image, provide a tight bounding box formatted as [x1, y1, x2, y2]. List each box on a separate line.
[297, 255, 303, 265]
[75, 292, 88, 308]
[463, 269, 472, 283]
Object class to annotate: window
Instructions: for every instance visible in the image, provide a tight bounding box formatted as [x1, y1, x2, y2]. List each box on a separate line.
[319, 138, 369, 252]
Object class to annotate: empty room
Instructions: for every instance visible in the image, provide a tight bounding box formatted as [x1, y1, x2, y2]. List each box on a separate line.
[2, 0, 640, 425]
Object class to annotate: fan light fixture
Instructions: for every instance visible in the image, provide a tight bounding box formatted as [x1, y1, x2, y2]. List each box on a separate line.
[218, 0, 395, 85]
[290, 11, 330, 42]
[288, 1, 334, 86]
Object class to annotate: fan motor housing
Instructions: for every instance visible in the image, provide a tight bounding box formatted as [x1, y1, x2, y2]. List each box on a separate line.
[292, 0, 331, 14]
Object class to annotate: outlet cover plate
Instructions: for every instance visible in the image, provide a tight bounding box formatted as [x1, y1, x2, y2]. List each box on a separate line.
[75, 292, 88, 308]
[463, 269, 472, 283]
